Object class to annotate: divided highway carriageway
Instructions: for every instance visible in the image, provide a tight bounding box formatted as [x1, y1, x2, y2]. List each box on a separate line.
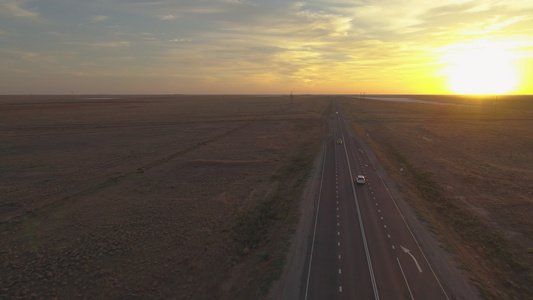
[302, 102, 450, 300]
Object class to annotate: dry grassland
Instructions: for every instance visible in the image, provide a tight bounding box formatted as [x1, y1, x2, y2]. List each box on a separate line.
[0, 95, 329, 299]
[341, 95, 533, 299]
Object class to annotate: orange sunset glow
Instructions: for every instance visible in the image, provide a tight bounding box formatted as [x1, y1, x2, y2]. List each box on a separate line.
[1, 1, 532, 94]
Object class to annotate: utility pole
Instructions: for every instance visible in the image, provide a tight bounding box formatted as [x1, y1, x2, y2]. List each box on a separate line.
[290, 91, 294, 104]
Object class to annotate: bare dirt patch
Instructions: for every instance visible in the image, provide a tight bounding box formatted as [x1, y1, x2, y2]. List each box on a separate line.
[341, 95, 533, 299]
[0, 95, 328, 299]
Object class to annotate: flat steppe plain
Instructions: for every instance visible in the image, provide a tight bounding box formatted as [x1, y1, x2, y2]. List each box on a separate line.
[2, 94, 531, 299]
[341, 95, 533, 299]
[0, 95, 328, 299]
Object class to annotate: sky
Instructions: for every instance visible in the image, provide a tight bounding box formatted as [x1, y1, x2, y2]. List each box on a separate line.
[1, 0, 533, 95]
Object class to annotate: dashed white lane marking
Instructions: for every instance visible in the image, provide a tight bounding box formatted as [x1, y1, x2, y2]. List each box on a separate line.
[338, 242, 340, 246]
[339, 269, 342, 274]
[392, 245, 395, 250]
[339, 254, 341, 259]
[381, 217, 383, 220]
[337, 223, 340, 226]
[337, 214, 339, 218]
[375, 203, 378, 206]
[384, 225, 387, 229]
[339, 286, 342, 292]
[338, 232, 340, 235]
[378, 210, 381, 213]
[387, 234, 391, 238]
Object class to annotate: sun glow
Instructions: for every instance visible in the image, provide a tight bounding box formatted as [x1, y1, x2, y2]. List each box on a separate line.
[442, 40, 519, 95]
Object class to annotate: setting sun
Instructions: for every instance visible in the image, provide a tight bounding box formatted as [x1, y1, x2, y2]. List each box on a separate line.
[443, 40, 519, 95]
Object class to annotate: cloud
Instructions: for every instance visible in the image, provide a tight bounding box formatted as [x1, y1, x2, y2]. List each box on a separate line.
[3, 0, 533, 94]
[1, 0, 39, 19]
[146, 0, 456, 88]
[121, 0, 168, 5]
[1, 48, 57, 64]
[158, 14, 176, 20]
[46, 31, 69, 37]
[170, 38, 192, 42]
[62, 41, 131, 48]
[463, 16, 527, 35]
[89, 15, 109, 23]
[2, 49, 39, 61]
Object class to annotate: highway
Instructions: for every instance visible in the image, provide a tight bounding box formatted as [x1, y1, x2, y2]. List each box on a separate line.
[302, 103, 450, 300]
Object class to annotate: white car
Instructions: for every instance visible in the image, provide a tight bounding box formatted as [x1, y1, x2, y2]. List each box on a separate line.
[356, 175, 366, 184]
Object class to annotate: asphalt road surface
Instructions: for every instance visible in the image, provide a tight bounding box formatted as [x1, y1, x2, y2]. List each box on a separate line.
[302, 103, 450, 300]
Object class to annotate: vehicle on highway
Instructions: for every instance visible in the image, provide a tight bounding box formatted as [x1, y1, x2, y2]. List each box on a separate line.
[337, 139, 343, 145]
[356, 175, 366, 184]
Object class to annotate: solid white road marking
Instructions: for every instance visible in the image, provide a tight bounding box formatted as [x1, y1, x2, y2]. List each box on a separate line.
[303, 139, 328, 300]
[397, 258, 415, 300]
